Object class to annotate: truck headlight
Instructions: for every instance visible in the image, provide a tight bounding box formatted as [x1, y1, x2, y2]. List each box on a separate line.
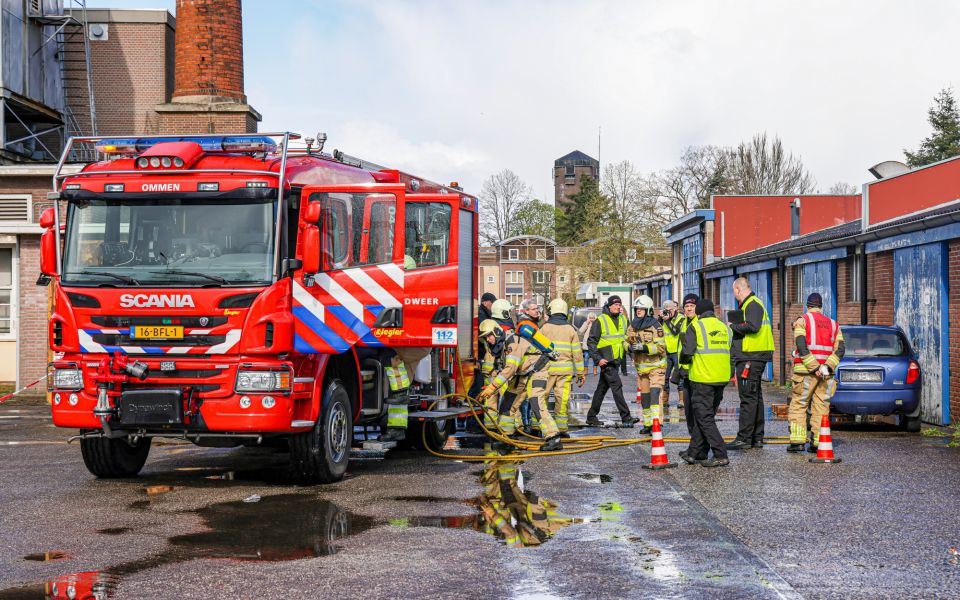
[235, 370, 291, 393]
[53, 367, 83, 390]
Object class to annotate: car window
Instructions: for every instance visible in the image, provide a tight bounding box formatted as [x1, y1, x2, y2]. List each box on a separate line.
[844, 330, 909, 357]
[572, 309, 601, 330]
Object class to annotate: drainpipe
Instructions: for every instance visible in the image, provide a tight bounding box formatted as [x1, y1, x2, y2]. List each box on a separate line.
[778, 257, 787, 386]
[858, 242, 868, 325]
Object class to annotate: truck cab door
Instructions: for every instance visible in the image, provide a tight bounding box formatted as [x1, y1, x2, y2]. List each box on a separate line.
[293, 184, 406, 353]
[396, 193, 476, 359]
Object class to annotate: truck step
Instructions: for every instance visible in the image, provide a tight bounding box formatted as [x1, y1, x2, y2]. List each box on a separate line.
[361, 440, 397, 451]
[408, 407, 475, 422]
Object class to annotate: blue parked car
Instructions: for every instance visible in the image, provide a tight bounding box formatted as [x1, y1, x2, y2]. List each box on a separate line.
[831, 325, 922, 431]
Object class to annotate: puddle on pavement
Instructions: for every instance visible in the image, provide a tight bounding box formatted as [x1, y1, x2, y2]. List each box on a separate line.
[22, 551, 70, 562]
[570, 473, 613, 484]
[4, 462, 586, 598]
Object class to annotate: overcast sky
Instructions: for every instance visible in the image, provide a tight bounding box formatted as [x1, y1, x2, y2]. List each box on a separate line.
[92, 0, 960, 201]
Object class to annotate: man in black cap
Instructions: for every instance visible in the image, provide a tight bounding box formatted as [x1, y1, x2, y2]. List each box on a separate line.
[679, 298, 730, 467]
[585, 295, 639, 427]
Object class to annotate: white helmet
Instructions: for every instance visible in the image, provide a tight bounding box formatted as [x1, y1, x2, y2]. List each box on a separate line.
[633, 295, 654, 311]
[547, 298, 568, 317]
[490, 299, 512, 320]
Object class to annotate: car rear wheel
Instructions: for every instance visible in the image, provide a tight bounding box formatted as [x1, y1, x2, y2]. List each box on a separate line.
[901, 415, 922, 433]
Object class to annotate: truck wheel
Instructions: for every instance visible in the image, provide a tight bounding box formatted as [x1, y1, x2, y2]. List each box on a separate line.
[290, 379, 352, 484]
[406, 419, 454, 452]
[80, 433, 152, 478]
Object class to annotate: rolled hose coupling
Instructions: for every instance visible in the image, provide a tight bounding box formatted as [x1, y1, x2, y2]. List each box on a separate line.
[124, 360, 149, 380]
[93, 386, 113, 416]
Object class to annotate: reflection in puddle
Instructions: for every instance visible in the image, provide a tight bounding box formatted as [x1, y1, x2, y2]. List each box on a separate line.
[22, 551, 70, 562]
[3, 459, 584, 598]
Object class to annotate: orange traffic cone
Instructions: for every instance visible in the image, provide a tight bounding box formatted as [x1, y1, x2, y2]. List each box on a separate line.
[642, 417, 676, 470]
[810, 414, 841, 463]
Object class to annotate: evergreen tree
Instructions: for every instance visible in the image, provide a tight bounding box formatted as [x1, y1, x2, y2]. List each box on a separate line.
[905, 87, 960, 168]
[556, 175, 602, 245]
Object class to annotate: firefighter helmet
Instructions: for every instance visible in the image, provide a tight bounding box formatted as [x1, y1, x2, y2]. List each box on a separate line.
[547, 298, 568, 317]
[479, 319, 504, 340]
[490, 299, 512, 320]
[634, 295, 654, 311]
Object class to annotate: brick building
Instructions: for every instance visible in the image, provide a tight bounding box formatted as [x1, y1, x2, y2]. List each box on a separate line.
[553, 150, 598, 212]
[478, 236, 561, 307]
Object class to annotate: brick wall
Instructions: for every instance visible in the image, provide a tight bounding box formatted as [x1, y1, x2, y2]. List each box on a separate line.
[949, 240, 960, 423]
[18, 235, 47, 393]
[64, 21, 173, 135]
[867, 252, 894, 325]
[156, 110, 258, 134]
[173, 0, 245, 101]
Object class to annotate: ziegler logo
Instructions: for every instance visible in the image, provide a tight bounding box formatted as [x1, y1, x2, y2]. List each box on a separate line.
[374, 328, 403, 337]
[119, 294, 195, 308]
[141, 183, 181, 192]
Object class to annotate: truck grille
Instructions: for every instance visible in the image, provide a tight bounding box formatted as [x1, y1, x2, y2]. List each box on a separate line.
[91, 316, 229, 328]
[90, 333, 228, 347]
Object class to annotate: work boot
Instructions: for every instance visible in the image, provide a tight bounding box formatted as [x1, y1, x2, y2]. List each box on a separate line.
[725, 440, 752, 451]
[492, 440, 515, 452]
[559, 431, 571, 439]
[638, 423, 652, 434]
[622, 417, 640, 427]
[585, 416, 602, 427]
[807, 443, 818, 454]
[700, 457, 730, 468]
[751, 439, 764, 448]
[786, 443, 805, 453]
[679, 450, 701, 465]
[539, 435, 563, 452]
[379, 428, 406, 442]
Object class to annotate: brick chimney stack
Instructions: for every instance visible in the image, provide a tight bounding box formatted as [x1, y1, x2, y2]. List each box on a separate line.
[155, 0, 261, 133]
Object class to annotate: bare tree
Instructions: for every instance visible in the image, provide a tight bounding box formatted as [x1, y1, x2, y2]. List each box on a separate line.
[640, 145, 732, 228]
[727, 133, 817, 195]
[827, 181, 858, 195]
[478, 169, 532, 245]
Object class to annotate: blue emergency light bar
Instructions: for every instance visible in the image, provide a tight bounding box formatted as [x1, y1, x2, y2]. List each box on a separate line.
[95, 135, 278, 155]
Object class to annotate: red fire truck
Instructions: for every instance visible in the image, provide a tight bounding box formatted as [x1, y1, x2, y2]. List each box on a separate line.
[41, 132, 478, 483]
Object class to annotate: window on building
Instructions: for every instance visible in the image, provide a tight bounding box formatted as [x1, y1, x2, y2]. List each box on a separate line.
[532, 271, 550, 284]
[486, 275, 494, 283]
[847, 255, 861, 302]
[506, 293, 523, 306]
[508, 248, 519, 261]
[505, 271, 523, 284]
[558, 274, 567, 283]
[0, 247, 12, 335]
[626, 248, 638, 262]
[792, 265, 803, 304]
[535, 248, 546, 261]
[565, 164, 574, 176]
[681, 236, 701, 297]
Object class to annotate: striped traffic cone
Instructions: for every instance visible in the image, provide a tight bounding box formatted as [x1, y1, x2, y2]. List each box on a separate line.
[809, 414, 841, 463]
[642, 417, 676, 470]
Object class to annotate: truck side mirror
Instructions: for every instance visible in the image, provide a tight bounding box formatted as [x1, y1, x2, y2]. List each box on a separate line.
[302, 225, 320, 273]
[39, 207, 56, 229]
[304, 202, 321, 223]
[40, 229, 57, 276]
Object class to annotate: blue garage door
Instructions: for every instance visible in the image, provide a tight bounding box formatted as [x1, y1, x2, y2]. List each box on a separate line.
[894, 243, 949, 425]
[801, 261, 837, 319]
[745, 270, 773, 381]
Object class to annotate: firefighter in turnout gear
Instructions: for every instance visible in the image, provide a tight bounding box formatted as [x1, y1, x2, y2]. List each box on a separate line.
[539, 298, 585, 436]
[479, 300, 515, 428]
[628, 295, 667, 434]
[788, 293, 845, 453]
[381, 347, 432, 442]
[477, 320, 564, 452]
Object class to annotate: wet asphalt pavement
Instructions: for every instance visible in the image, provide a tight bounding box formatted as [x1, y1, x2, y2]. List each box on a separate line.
[2, 371, 960, 599]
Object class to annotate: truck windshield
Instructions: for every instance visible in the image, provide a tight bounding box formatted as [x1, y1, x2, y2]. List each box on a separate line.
[61, 197, 275, 287]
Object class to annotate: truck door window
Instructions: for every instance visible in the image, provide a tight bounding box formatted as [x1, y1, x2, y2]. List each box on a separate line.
[312, 192, 398, 270]
[405, 202, 451, 269]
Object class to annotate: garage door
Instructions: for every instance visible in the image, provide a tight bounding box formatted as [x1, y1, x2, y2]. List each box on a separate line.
[894, 243, 949, 425]
[801, 261, 837, 319]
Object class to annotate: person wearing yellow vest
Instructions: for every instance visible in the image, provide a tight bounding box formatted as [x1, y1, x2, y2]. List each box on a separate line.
[679, 298, 730, 467]
[788, 293, 845, 453]
[659, 300, 682, 408]
[726, 277, 775, 451]
[585, 296, 640, 427]
[673, 293, 699, 461]
[627, 295, 667, 433]
[540, 298, 585, 436]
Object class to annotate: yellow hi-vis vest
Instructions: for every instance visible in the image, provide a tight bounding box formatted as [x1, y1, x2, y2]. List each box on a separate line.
[741, 295, 775, 353]
[597, 313, 627, 361]
[690, 316, 731, 384]
[664, 314, 683, 354]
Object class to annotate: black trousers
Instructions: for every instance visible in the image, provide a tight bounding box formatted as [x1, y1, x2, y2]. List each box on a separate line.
[680, 375, 694, 436]
[689, 382, 728, 460]
[587, 361, 632, 422]
[734, 360, 766, 444]
[664, 354, 678, 392]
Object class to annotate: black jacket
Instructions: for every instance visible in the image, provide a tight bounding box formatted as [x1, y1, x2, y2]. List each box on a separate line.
[729, 293, 774, 363]
[478, 303, 492, 327]
[680, 310, 715, 365]
[587, 306, 626, 364]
